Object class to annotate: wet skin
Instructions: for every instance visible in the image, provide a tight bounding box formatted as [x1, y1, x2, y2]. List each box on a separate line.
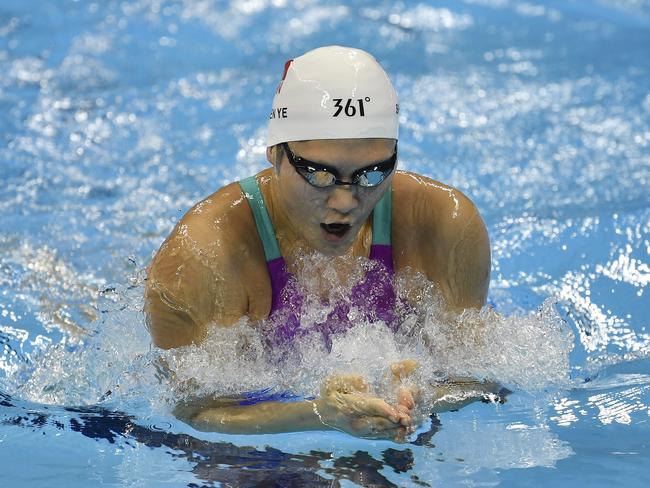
[266, 138, 397, 257]
[145, 138, 492, 439]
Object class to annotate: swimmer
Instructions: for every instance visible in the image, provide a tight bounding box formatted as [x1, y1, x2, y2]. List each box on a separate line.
[146, 46, 496, 440]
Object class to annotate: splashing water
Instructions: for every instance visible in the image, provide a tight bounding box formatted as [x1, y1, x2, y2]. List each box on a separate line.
[4, 252, 573, 426]
[1, 0, 648, 485]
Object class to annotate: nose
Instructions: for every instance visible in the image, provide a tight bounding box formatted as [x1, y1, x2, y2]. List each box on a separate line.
[326, 185, 359, 214]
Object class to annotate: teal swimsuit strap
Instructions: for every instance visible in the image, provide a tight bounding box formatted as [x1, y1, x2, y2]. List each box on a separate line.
[239, 176, 282, 262]
[372, 185, 392, 246]
[240, 176, 391, 259]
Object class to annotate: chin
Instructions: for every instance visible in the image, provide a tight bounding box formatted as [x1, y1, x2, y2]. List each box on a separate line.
[306, 234, 354, 256]
[322, 234, 360, 256]
[317, 244, 350, 257]
[301, 222, 361, 256]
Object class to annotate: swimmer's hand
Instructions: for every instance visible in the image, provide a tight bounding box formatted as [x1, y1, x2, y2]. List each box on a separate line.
[431, 377, 509, 412]
[313, 374, 413, 442]
[390, 359, 421, 416]
[389, 360, 510, 413]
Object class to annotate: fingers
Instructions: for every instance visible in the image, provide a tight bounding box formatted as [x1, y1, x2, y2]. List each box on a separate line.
[345, 393, 413, 428]
[351, 416, 413, 441]
[320, 369, 422, 438]
[345, 375, 369, 393]
[365, 396, 412, 427]
[322, 374, 368, 395]
[397, 386, 415, 410]
[394, 404, 413, 427]
[390, 359, 419, 381]
[390, 361, 420, 416]
[348, 394, 402, 423]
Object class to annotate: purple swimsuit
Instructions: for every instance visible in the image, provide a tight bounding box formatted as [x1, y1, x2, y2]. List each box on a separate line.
[239, 176, 398, 351]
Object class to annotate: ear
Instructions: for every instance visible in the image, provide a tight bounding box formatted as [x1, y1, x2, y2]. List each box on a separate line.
[267, 145, 283, 174]
[266, 146, 274, 166]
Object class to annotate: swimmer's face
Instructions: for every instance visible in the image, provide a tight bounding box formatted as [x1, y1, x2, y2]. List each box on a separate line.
[269, 138, 396, 256]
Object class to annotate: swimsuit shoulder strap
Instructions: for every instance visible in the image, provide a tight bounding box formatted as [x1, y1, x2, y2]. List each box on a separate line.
[239, 176, 390, 266]
[372, 185, 392, 246]
[369, 185, 393, 270]
[238, 176, 282, 262]
[239, 176, 291, 317]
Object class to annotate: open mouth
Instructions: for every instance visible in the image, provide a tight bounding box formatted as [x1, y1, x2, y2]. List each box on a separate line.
[320, 222, 351, 238]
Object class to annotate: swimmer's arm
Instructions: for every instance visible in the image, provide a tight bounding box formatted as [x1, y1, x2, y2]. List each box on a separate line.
[411, 193, 490, 311]
[175, 378, 412, 438]
[144, 287, 205, 349]
[439, 205, 491, 310]
[145, 223, 250, 349]
[145, 280, 248, 349]
[429, 378, 508, 413]
[391, 361, 508, 415]
[396, 174, 490, 311]
[174, 399, 329, 434]
[174, 399, 408, 437]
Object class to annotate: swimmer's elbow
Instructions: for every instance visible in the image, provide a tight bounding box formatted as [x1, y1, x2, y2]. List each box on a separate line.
[148, 314, 203, 349]
[144, 289, 205, 349]
[446, 267, 489, 311]
[442, 217, 490, 311]
[442, 291, 486, 313]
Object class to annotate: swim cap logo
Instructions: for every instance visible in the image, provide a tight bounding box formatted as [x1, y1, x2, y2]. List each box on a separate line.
[267, 47, 398, 146]
[332, 97, 370, 117]
[276, 59, 293, 94]
[269, 107, 288, 119]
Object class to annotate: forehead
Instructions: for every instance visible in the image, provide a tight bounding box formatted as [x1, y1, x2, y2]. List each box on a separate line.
[289, 138, 396, 168]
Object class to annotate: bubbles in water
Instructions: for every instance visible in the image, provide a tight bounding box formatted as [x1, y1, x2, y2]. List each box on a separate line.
[4, 250, 574, 424]
[127, 256, 575, 417]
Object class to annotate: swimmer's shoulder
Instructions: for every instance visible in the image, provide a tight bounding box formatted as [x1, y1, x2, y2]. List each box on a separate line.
[147, 172, 272, 327]
[392, 171, 490, 307]
[166, 174, 269, 263]
[392, 170, 485, 245]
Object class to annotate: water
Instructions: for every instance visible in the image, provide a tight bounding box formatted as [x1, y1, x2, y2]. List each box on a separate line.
[1, 0, 649, 486]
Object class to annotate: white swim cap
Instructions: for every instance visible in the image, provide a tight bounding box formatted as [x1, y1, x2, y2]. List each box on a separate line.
[267, 46, 399, 147]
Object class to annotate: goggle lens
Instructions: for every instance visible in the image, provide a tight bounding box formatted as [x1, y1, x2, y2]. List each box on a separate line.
[358, 170, 385, 187]
[306, 170, 337, 187]
[284, 143, 396, 189]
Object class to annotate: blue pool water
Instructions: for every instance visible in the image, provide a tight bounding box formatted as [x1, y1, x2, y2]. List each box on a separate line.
[1, 0, 649, 486]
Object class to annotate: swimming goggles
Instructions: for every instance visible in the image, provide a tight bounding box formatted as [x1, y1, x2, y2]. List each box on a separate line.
[282, 142, 397, 188]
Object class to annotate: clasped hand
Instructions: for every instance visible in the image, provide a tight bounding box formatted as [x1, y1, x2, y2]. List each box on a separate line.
[313, 360, 420, 442]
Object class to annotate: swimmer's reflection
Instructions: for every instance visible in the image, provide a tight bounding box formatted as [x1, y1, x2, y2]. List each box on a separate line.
[0, 393, 442, 488]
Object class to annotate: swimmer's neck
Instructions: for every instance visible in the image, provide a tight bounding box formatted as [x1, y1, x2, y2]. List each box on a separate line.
[258, 169, 373, 264]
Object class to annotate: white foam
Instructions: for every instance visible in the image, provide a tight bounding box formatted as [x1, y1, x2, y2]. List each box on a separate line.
[8, 254, 573, 421]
